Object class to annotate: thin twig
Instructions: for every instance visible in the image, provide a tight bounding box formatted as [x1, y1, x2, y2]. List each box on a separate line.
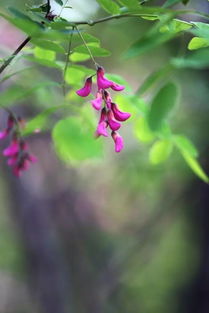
[0, 8, 208, 76]
[62, 26, 74, 96]
[75, 25, 98, 67]
[0, 36, 31, 75]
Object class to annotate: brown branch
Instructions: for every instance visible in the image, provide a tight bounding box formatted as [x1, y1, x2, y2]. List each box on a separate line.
[0, 36, 31, 75]
[0, 7, 208, 77]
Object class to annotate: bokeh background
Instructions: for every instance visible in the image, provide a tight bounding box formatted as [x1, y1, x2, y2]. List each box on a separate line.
[0, 0, 209, 313]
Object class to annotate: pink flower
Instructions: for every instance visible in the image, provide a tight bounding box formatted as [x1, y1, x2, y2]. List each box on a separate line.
[91, 91, 103, 110]
[28, 154, 37, 163]
[111, 131, 124, 153]
[0, 129, 9, 139]
[0, 114, 15, 140]
[97, 121, 108, 137]
[96, 108, 108, 137]
[111, 103, 131, 122]
[103, 91, 112, 109]
[111, 82, 125, 91]
[97, 67, 113, 90]
[107, 110, 121, 131]
[97, 67, 125, 91]
[3, 140, 19, 157]
[76, 77, 92, 97]
[7, 155, 18, 166]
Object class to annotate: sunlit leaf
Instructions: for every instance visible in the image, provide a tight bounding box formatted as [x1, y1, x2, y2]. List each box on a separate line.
[70, 52, 91, 62]
[181, 152, 209, 183]
[134, 117, 155, 142]
[53, 116, 104, 165]
[34, 47, 56, 61]
[174, 135, 198, 157]
[65, 65, 94, 87]
[188, 37, 209, 50]
[149, 139, 173, 164]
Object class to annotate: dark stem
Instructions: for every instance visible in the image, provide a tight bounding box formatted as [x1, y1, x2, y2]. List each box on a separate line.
[0, 36, 31, 76]
[46, 0, 51, 15]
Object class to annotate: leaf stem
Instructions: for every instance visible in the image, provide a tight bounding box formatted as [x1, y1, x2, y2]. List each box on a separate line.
[75, 25, 98, 68]
[62, 26, 74, 95]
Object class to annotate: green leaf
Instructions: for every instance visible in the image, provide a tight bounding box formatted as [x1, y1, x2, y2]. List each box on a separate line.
[171, 48, 209, 69]
[149, 139, 173, 164]
[0, 12, 42, 36]
[70, 53, 91, 62]
[148, 82, 178, 131]
[163, 0, 182, 8]
[191, 22, 209, 40]
[23, 106, 63, 136]
[25, 56, 62, 69]
[117, 0, 139, 8]
[54, 0, 63, 5]
[0, 81, 59, 106]
[181, 152, 209, 183]
[96, 0, 120, 14]
[136, 65, 172, 96]
[74, 44, 111, 57]
[188, 37, 209, 50]
[160, 19, 192, 33]
[32, 39, 65, 53]
[53, 116, 103, 165]
[65, 65, 94, 87]
[174, 135, 198, 157]
[124, 14, 176, 59]
[134, 117, 155, 142]
[34, 47, 56, 61]
[73, 33, 100, 45]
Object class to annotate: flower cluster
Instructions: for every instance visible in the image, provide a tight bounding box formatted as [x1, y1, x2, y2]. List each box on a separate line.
[76, 67, 131, 152]
[0, 114, 37, 176]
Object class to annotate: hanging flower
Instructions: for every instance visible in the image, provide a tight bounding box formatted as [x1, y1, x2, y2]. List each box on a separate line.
[0, 113, 37, 176]
[76, 66, 131, 152]
[76, 77, 93, 97]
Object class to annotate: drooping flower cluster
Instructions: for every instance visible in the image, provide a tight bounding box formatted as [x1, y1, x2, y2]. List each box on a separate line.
[0, 114, 37, 176]
[76, 67, 131, 152]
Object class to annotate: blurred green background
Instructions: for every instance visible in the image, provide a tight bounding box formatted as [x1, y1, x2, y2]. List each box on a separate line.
[0, 0, 209, 313]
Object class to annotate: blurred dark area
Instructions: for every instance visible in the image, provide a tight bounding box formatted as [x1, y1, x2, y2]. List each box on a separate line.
[0, 0, 209, 313]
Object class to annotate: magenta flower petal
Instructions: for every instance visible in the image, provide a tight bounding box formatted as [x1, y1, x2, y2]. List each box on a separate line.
[76, 77, 92, 97]
[107, 110, 121, 131]
[13, 166, 21, 177]
[97, 67, 113, 90]
[91, 92, 103, 111]
[110, 82, 125, 91]
[0, 129, 9, 140]
[7, 156, 18, 166]
[3, 141, 19, 157]
[28, 154, 37, 163]
[97, 121, 108, 137]
[111, 103, 131, 122]
[111, 131, 124, 153]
